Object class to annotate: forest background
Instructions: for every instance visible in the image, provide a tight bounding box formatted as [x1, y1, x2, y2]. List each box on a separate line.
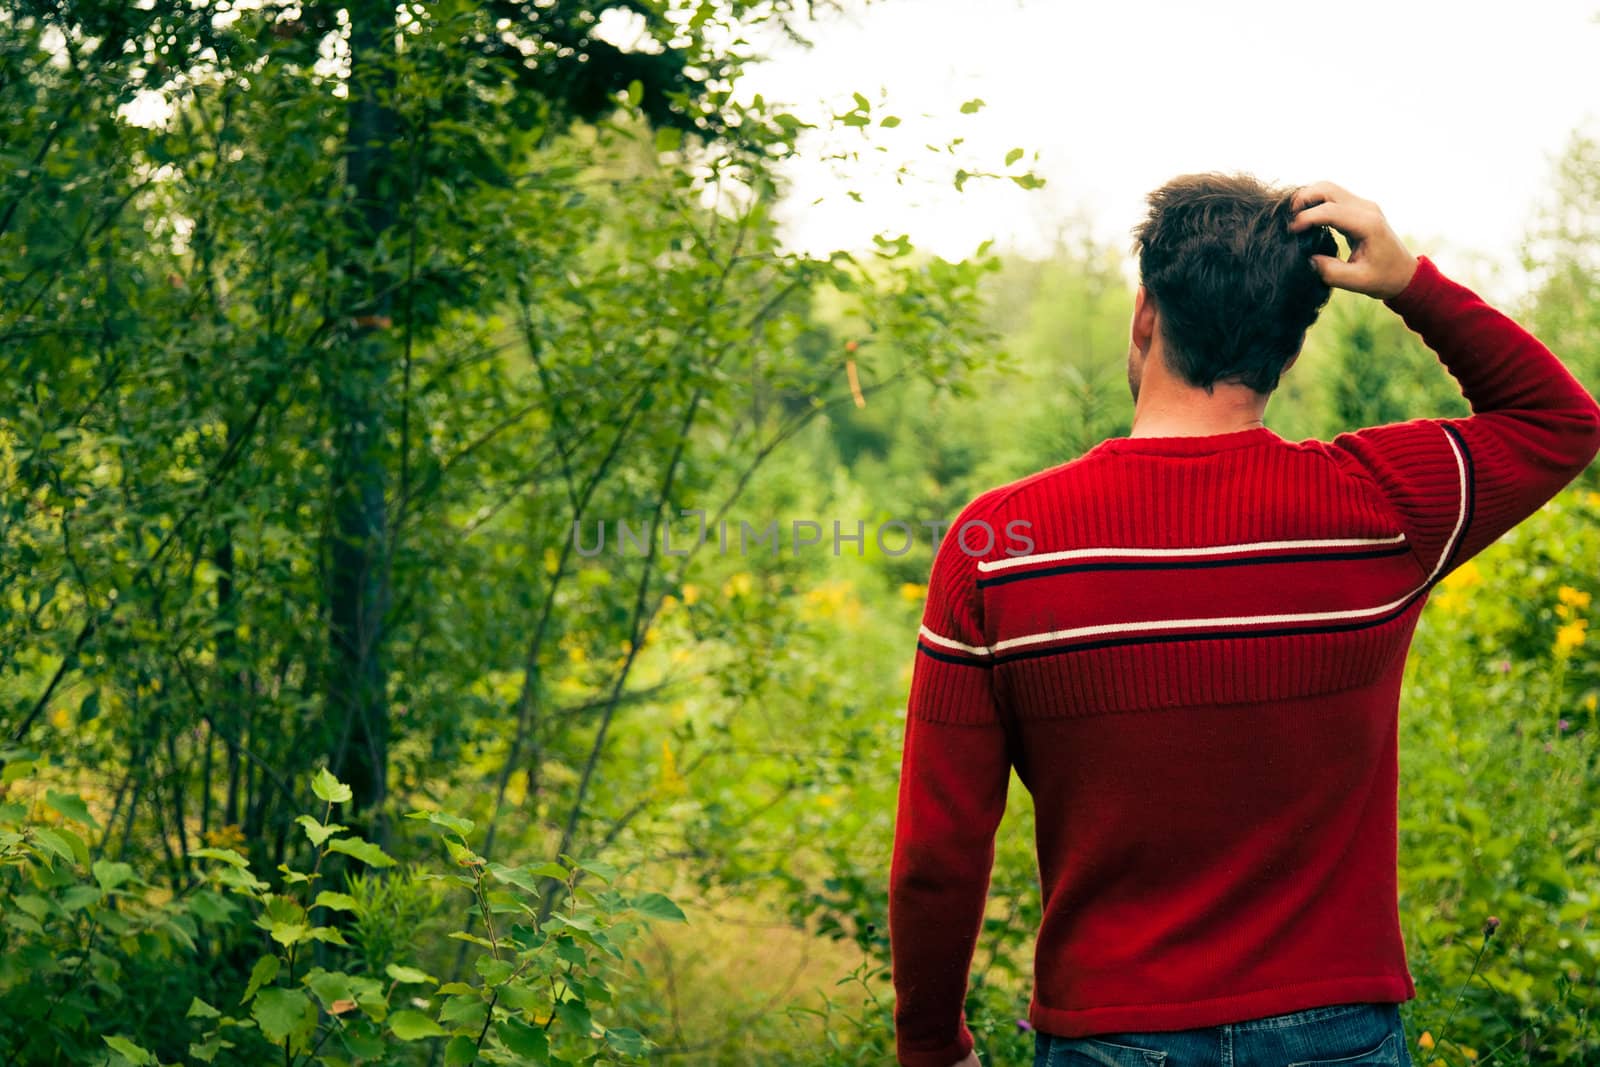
[2, 1, 1599, 1065]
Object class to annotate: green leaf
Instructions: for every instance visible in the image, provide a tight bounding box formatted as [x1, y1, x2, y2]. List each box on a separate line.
[188, 996, 221, 1020]
[475, 956, 515, 985]
[188, 890, 237, 924]
[496, 1018, 548, 1059]
[879, 116, 902, 128]
[447, 931, 496, 949]
[189, 1035, 224, 1063]
[262, 894, 306, 925]
[386, 963, 437, 985]
[654, 127, 682, 154]
[60, 884, 102, 911]
[526, 861, 570, 880]
[1005, 147, 1025, 167]
[54, 827, 90, 864]
[306, 969, 352, 1007]
[605, 1027, 650, 1056]
[960, 97, 986, 114]
[439, 995, 489, 1029]
[405, 809, 475, 836]
[487, 863, 541, 895]
[30, 827, 79, 868]
[192, 847, 249, 867]
[312, 768, 353, 804]
[242, 954, 280, 1003]
[389, 1010, 447, 1040]
[92, 859, 135, 891]
[555, 936, 586, 968]
[295, 814, 346, 847]
[852, 91, 870, 112]
[103, 1035, 155, 1065]
[46, 790, 100, 830]
[1011, 173, 1046, 190]
[326, 837, 396, 867]
[444, 1035, 477, 1066]
[268, 921, 309, 947]
[11, 895, 47, 921]
[632, 891, 687, 922]
[555, 999, 592, 1035]
[575, 858, 619, 882]
[625, 79, 643, 108]
[253, 987, 316, 1045]
[444, 837, 484, 868]
[313, 891, 358, 912]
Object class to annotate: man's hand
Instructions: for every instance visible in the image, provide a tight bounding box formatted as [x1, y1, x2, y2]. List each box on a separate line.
[1287, 181, 1419, 301]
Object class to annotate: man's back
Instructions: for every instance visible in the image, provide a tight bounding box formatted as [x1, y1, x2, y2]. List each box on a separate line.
[888, 250, 1600, 1067]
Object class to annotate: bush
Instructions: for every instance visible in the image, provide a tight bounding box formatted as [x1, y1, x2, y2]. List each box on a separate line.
[0, 765, 687, 1066]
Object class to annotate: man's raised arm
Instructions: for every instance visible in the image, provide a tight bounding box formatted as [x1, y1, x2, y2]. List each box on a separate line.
[1288, 182, 1600, 581]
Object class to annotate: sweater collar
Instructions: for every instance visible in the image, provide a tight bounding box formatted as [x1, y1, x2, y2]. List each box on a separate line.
[1091, 425, 1285, 456]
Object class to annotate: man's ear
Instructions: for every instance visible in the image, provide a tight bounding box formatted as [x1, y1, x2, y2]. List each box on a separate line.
[1131, 285, 1156, 351]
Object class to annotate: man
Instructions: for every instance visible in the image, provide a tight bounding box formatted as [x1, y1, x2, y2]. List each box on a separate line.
[887, 174, 1600, 1067]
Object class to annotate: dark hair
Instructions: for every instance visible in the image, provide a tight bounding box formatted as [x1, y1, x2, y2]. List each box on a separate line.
[1129, 171, 1339, 394]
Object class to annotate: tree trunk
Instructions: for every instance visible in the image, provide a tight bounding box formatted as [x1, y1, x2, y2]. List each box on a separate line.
[326, 0, 398, 826]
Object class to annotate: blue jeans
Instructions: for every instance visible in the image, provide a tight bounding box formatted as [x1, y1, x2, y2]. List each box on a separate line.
[1033, 1002, 1414, 1067]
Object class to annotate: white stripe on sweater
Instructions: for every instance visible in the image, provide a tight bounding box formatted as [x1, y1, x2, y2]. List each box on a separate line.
[975, 533, 1408, 573]
[936, 427, 1468, 656]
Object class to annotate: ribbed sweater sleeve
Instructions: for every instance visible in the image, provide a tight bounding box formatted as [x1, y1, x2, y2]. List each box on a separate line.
[1327, 254, 1600, 579]
[889, 498, 1011, 1067]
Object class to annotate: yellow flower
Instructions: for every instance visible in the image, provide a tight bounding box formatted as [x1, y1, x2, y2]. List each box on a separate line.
[1441, 560, 1482, 591]
[722, 572, 753, 599]
[1555, 619, 1587, 656]
[801, 579, 860, 623]
[1433, 561, 1483, 614]
[1418, 1031, 1434, 1051]
[202, 824, 247, 851]
[681, 584, 700, 606]
[657, 738, 687, 797]
[899, 583, 927, 602]
[1558, 585, 1592, 610]
[1584, 693, 1598, 713]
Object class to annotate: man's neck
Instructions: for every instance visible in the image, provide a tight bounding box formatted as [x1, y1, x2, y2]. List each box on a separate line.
[1128, 382, 1269, 439]
[1128, 414, 1266, 439]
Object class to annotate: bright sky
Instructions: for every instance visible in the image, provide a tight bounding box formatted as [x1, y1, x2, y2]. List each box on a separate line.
[738, 0, 1600, 305]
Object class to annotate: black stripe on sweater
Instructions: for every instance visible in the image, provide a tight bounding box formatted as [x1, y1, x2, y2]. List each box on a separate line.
[916, 641, 995, 668]
[988, 586, 1430, 665]
[976, 543, 1412, 588]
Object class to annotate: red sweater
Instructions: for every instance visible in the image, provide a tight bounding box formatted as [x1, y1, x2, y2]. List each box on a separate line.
[887, 254, 1600, 1067]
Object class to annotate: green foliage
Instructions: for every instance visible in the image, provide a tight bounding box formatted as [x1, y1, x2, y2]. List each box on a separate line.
[1394, 490, 1600, 1067]
[1, 767, 687, 1064]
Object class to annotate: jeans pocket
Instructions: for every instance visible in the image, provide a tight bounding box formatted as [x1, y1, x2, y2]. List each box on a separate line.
[1287, 1031, 1402, 1067]
[1046, 1035, 1169, 1067]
